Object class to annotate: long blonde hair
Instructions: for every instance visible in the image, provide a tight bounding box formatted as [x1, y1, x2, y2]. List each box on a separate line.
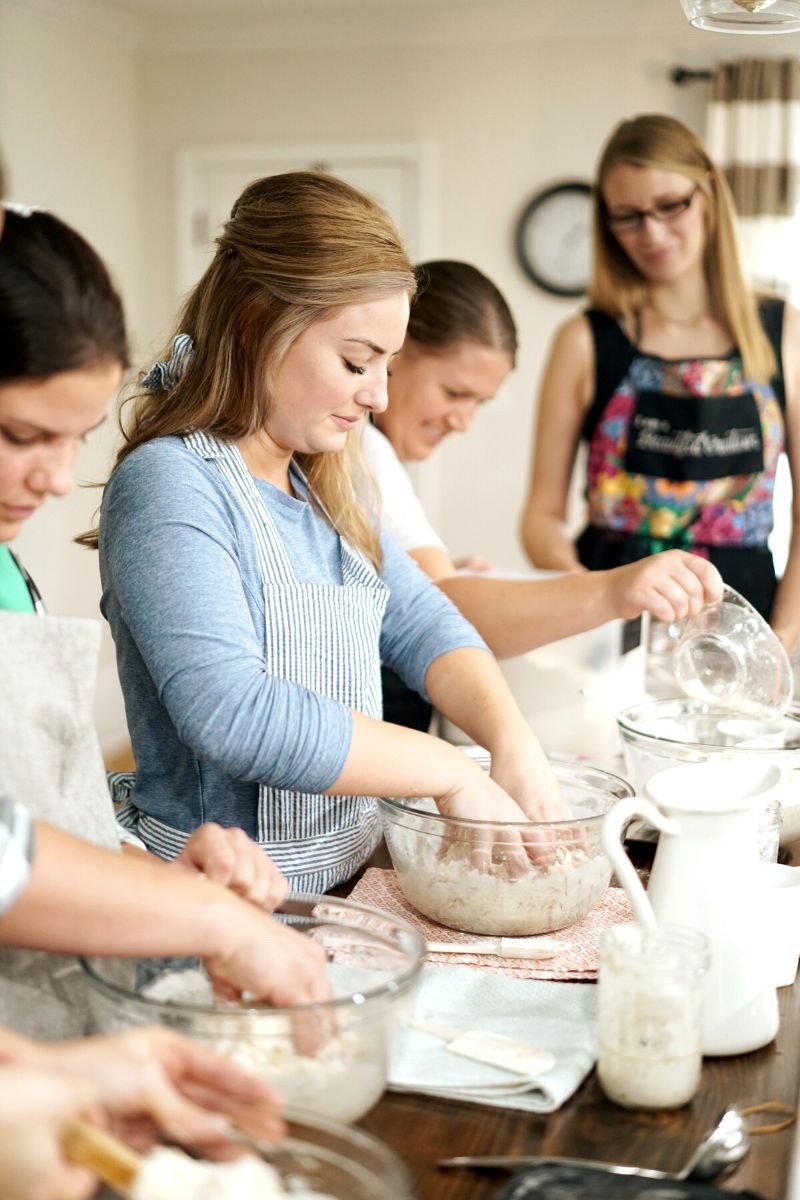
[85, 171, 415, 566]
[589, 113, 775, 383]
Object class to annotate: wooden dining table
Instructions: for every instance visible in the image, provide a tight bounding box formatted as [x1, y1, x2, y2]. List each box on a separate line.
[338, 843, 800, 1200]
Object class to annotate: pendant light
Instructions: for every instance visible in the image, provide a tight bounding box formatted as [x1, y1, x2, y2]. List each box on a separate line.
[680, 0, 800, 31]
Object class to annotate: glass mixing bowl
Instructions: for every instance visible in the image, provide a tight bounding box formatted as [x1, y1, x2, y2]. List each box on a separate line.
[617, 698, 800, 859]
[126, 1107, 414, 1200]
[377, 758, 633, 936]
[81, 895, 424, 1125]
[672, 585, 792, 717]
[618, 698, 800, 782]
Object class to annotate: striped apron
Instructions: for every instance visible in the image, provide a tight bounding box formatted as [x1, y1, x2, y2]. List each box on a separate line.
[133, 432, 388, 892]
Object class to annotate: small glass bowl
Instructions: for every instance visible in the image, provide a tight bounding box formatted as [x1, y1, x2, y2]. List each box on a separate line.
[672, 585, 792, 717]
[377, 759, 633, 936]
[81, 896, 424, 1124]
[133, 1107, 414, 1200]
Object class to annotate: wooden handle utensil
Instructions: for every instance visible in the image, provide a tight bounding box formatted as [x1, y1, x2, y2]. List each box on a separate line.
[425, 936, 571, 959]
[62, 1121, 140, 1194]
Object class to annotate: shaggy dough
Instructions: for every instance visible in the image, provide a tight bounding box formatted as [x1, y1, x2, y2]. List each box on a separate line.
[131, 1146, 331, 1200]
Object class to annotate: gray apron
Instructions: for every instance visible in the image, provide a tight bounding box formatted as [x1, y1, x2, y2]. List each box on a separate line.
[0, 610, 120, 1038]
[131, 433, 388, 892]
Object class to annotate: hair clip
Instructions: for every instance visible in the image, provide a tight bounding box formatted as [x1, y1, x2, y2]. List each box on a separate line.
[2, 201, 44, 218]
[142, 333, 196, 392]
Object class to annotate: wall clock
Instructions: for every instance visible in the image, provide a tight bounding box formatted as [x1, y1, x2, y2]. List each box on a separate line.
[514, 181, 592, 298]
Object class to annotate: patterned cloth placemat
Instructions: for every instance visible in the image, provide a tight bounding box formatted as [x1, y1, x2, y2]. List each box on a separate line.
[349, 869, 633, 980]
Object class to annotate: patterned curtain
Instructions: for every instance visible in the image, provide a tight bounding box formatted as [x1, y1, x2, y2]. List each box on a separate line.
[706, 58, 800, 574]
[706, 58, 800, 298]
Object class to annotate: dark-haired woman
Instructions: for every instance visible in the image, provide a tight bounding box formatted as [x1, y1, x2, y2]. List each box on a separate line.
[364, 259, 723, 727]
[0, 204, 329, 1036]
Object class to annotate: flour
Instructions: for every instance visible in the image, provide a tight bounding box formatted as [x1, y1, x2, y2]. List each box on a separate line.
[141, 970, 385, 1123]
[131, 1146, 332, 1200]
[393, 843, 611, 935]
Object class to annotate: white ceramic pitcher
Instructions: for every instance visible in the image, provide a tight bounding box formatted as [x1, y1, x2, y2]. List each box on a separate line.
[602, 759, 781, 1056]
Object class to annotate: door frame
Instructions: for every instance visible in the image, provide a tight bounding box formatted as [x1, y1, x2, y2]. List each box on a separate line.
[174, 139, 437, 294]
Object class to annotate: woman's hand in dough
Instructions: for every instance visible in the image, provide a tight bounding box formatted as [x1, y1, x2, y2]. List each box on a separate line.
[204, 896, 331, 1009]
[488, 734, 568, 825]
[435, 746, 568, 873]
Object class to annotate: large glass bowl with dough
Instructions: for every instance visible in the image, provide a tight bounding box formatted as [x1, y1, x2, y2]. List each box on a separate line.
[377, 757, 633, 936]
[129, 1108, 414, 1200]
[81, 896, 424, 1125]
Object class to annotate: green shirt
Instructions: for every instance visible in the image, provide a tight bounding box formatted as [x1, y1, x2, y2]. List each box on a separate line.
[0, 546, 36, 613]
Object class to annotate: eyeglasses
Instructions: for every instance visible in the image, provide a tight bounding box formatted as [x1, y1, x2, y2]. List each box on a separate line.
[605, 185, 699, 234]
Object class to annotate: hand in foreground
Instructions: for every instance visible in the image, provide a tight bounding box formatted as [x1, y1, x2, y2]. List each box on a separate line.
[607, 550, 723, 624]
[3, 1027, 284, 1155]
[171, 823, 288, 912]
[0, 1066, 99, 1200]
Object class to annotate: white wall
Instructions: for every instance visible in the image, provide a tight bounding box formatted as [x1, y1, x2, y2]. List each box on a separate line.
[5, 0, 798, 750]
[0, 0, 143, 752]
[137, 24, 713, 574]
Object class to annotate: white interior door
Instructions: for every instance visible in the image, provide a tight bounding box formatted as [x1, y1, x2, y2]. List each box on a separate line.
[176, 142, 433, 293]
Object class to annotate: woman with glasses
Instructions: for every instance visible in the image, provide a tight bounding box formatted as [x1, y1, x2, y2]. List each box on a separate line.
[521, 113, 800, 646]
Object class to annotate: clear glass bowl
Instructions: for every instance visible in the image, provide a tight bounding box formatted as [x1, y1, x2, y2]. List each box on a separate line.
[124, 1107, 414, 1200]
[377, 759, 633, 936]
[617, 698, 800, 860]
[672, 585, 792, 717]
[81, 895, 424, 1125]
[618, 698, 800, 779]
[680, 0, 800, 34]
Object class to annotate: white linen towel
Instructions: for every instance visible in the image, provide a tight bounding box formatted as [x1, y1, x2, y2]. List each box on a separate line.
[388, 965, 597, 1112]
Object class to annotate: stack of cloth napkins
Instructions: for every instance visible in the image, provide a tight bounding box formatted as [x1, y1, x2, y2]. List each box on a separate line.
[389, 964, 597, 1112]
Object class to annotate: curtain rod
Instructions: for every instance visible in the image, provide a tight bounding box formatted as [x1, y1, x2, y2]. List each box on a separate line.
[671, 67, 713, 85]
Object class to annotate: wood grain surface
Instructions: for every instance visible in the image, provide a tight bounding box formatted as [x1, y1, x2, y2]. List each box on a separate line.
[341, 842, 800, 1200]
[359, 980, 800, 1199]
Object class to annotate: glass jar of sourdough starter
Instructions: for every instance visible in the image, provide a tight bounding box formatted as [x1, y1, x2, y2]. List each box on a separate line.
[597, 922, 709, 1110]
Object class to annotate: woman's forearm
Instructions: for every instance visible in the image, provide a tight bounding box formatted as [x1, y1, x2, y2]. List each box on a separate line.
[329, 652, 564, 822]
[520, 510, 583, 571]
[520, 315, 594, 571]
[771, 530, 800, 652]
[424, 646, 529, 751]
[0, 823, 232, 959]
[437, 552, 722, 660]
[327, 711, 473, 800]
[437, 572, 615, 658]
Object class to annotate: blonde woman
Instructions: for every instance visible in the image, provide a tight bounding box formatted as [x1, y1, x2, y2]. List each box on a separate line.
[522, 114, 800, 647]
[94, 172, 567, 894]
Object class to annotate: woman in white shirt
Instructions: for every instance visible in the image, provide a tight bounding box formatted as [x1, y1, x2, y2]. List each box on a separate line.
[363, 260, 722, 726]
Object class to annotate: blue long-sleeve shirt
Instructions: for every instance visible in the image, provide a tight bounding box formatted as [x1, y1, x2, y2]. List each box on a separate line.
[99, 436, 487, 839]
